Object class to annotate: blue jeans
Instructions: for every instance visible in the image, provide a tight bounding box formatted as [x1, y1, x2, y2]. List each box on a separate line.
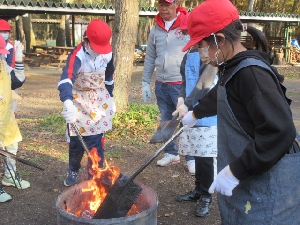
[155, 81, 181, 156]
[68, 130, 104, 178]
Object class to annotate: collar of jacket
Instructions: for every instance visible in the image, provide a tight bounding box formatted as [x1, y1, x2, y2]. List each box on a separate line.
[155, 6, 188, 32]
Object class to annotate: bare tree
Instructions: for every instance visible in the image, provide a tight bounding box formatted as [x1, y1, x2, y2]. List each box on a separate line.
[56, 15, 66, 46]
[16, 17, 25, 44]
[112, 0, 139, 112]
[292, 0, 299, 13]
[65, 15, 71, 46]
[23, 15, 32, 51]
[247, 0, 256, 11]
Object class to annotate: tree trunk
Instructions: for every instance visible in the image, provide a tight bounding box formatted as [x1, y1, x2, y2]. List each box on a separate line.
[276, 0, 287, 36]
[181, 0, 186, 7]
[259, 0, 266, 12]
[247, 0, 256, 12]
[65, 15, 71, 47]
[56, 15, 66, 46]
[150, 0, 155, 7]
[16, 17, 25, 44]
[22, 15, 31, 51]
[112, 0, 139, 112]
[46, 14, 50, 39]
[137, 19, 142, 48]
[292, 0, 299, 13]
[143, 17, 151, 44]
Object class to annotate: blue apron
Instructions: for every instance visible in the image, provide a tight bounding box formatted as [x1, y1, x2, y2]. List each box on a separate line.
[217, 58, 300, 224]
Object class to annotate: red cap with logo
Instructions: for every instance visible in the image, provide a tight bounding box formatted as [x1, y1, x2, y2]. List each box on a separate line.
[86, 19, 112, 54]
[0, 35, 9, 54]
[182, 0, 239, 52]
[0, 19, 11, 31]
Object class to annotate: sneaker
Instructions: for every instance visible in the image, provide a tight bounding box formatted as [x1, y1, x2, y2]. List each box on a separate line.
[0, 186, 12, 202]
[2, 175, 30, 189]
[186, 160, 195, 175]
[64, 170, 78, 187]
[157, 153, 180, 167]
[196, 195, 212, 217]
[176, 190, 201, 202]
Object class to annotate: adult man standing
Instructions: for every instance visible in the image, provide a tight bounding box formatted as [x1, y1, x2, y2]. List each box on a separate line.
[142, 0, 190, 167]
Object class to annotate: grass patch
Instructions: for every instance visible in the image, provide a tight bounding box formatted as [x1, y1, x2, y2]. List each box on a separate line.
[283, 73, 300, 79]
[17, 170, 31, 176]
[19, 102, 159, 154]
[56, 152, 69, 162]
[19, 113, 66, 137]
[106, 102, 159, 144]
[105, 151, 123, 159]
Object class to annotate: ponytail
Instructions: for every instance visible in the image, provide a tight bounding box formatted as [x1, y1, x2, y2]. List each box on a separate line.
[245, 26, 269, 54]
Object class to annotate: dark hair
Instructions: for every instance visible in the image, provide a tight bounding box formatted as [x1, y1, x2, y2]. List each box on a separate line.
[203, 20, 269, 54]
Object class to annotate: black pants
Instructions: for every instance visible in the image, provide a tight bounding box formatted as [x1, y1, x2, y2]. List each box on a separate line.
[194, 156, 214, 196]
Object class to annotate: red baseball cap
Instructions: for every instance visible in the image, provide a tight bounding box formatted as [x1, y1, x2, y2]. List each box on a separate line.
[182, 0, 239, 52]
[86, 19, 112, 54]
[179, 13, 189, 30]
[0, 19, 11, 31]
[0, 35, 9, 54]
[164, 0, 175, 2]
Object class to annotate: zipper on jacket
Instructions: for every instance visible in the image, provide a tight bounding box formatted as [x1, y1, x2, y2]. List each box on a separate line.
[163, 32, 169, 81]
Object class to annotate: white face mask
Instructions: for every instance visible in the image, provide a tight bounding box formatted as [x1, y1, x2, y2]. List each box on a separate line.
[86, 43, 100, 58]
[198, 34, 224, 67]
[184, 35, 190, 44]
[0, 33, 8, 41]
[198, 44, 211, 65]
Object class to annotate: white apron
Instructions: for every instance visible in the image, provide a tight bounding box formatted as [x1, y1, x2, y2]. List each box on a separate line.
[69, 68, 115, 136]
[178, 126, 217, 157]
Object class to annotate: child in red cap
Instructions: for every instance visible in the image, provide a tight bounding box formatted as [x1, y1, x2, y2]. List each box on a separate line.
[58, 19, 116, 187]
[0, 35, 30, 202]
[174, 12, 219, 218]
[181, 0, 300, 224]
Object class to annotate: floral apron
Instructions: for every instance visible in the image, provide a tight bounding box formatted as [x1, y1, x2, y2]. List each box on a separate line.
[178, 126, 217, 157]
[0, 60, 22, 146]
[68, 67, 115, 136]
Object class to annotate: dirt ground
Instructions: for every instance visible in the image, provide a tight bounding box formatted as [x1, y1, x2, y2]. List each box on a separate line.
[0, 65, 300, 225]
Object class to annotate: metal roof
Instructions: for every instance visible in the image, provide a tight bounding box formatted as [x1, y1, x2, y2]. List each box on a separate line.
[31, 18, 90, 24]
[0, 0, 300, 22]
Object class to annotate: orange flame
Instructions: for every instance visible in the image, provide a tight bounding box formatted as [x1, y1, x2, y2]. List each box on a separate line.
[65, 147, 139, 218]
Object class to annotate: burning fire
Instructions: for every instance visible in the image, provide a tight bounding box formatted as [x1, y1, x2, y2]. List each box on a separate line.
[64, 148, 139, 218]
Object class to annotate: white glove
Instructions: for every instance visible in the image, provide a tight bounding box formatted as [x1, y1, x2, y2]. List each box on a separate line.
[14, 40, 24, 62]
[172, 103, 188, 118]
[142, 81, 152, 102]
[61, 99, 78, 123]
[181, 111, 197, 131]
[209, 165, 239, 196]
[177, 97, 184, 108]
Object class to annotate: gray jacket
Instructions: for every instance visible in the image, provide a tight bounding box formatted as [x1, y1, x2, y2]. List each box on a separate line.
[142, 11, 187, 83]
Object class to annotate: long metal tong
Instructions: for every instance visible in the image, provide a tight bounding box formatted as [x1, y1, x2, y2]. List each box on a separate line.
[0, 148, 44, 171]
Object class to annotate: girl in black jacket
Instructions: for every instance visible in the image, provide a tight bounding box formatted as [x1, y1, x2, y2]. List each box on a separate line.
[181, 0, 300, 224]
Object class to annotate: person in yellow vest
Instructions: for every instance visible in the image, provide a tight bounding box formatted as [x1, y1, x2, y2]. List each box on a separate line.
[0, 35, 30, 203]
